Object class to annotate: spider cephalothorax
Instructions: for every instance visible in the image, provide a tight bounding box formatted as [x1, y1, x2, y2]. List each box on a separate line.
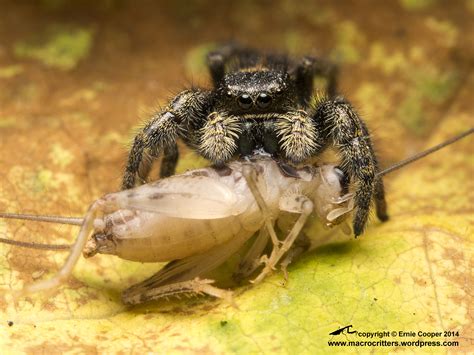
[122, 44, 388, 236]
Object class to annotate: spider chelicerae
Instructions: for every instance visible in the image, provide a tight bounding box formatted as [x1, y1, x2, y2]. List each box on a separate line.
[122, 43, 388, 236]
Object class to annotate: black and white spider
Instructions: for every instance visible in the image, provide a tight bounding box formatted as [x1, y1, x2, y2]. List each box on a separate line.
[122, 43, 388, 236]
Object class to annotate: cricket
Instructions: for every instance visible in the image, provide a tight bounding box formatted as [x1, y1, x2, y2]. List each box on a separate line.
[0, 128, 472, 305]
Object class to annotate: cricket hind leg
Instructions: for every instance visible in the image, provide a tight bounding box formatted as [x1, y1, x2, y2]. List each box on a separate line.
[122, 278, 234, 306]
[279, 233, 311, 282]
[122, 230, 252, 305]
[233, 227, 270, 281]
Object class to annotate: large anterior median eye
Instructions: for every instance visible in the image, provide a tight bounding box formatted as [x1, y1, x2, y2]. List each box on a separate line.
[238, 94, 253, 109]
[256, 92, 272, 108]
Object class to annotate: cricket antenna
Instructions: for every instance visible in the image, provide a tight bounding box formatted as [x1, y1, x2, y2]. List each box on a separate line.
[377, 127, 473, 177]
[0, 213, 83, 226]
[0, 213, 82, 251]
[0, 237, 71, 251]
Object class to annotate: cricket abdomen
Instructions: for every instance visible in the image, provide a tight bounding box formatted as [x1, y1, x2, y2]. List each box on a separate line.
[82, 158, 282, 262]
[85, 207, 262, 262]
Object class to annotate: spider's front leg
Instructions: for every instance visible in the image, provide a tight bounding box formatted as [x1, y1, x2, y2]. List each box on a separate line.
[122, 89, 211, 190]
[315, 97, 389, 236]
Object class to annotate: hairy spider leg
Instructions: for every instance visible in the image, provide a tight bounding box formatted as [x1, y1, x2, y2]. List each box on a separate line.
[294, 55, 339, 104]
[314, 97, 388, 236]
[122, 89, 211, 189]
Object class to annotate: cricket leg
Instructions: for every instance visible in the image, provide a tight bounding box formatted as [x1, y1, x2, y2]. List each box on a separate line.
[252, 195, 313, 284]
[122, 230, 253, 305]
[234, 227, 270, 281]
[122, 278, 234, 306]
[279, 233, 311, 283]
[17, 198, 115, 295]
[242, 164, 280, 248]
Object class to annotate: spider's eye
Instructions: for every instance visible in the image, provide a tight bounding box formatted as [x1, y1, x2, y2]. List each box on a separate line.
[256, 92, 272, 108]
[238, 94, 253, 109]
[226, 91, 232, 98]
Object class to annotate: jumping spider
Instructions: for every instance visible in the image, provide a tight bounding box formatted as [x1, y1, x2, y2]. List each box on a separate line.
[122, 44, 388, 236]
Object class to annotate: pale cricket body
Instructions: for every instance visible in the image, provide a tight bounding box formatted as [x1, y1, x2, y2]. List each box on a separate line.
[83, 157, 351, 263]
[0, 155, 353, 304]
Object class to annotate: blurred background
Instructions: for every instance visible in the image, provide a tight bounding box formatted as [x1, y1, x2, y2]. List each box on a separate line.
[0, 0, 472, 197]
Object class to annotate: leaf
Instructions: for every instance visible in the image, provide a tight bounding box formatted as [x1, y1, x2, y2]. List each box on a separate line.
[0, 1, 472, 353]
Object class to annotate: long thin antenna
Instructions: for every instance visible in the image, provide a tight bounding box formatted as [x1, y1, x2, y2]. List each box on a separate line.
[0, 213, 83, 226]
[377, 127, 473, 177]
[0, 213, 80, 251]
[0, 237, 71, 251]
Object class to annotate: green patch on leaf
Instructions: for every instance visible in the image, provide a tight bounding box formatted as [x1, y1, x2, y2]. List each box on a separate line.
[397, 95, 425, 135]
[0, 65, 24, 79]
[425, 18, 458, 47]
[414, 69, 459, 104]
[368, 43, 408, 75]
[398, 66, 459, 135]
[285, 30, 305, 54]
[49, 144, 74, 169]
[14, 26, 94, 70]
[185, 42, 216, 77]
[467, 0, 474, 13]
[331, 21, 364, 63]
[176, 151, 209, 173]
[0, 116, 18, 128]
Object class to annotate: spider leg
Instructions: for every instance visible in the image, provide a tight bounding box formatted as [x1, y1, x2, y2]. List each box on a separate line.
[314, 97, 388, 236]
[294, 56, 339, 105]
[207, 43, 237, 86]
[207, 43, 263, 86]
[122, 89, 211, 190]
[374, 172, 389, 222]
[159, 143, 179, 178]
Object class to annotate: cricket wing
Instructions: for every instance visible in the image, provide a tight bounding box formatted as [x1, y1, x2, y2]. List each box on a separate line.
[118, 175, 246, 219]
